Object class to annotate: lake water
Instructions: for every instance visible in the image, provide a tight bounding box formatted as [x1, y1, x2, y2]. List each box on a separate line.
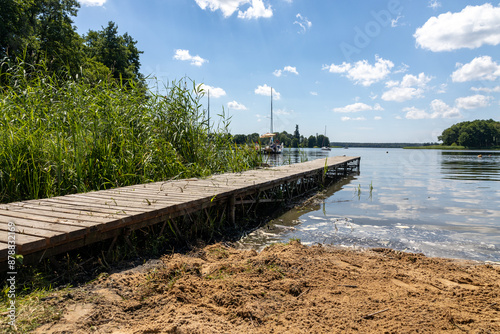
[237, 148, 500, 263]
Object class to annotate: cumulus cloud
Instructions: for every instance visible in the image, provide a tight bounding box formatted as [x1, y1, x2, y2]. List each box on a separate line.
[381, 73, 432, 102]
[414, 4, 500, 52]
[228, 100, 247, 110]
[323, 56, 394, 87]
[238, 0, 272, 19]
[273, 66, 299, 77]
[294, 13, 312, 33]
[79, 0, 106, 6]
[333, 102, 383, 113]
[310, 91, 318, 96]
[195, 0, 272, 19]
[451, 56, 500, 82]
[404, 100, 461, 119]
[382, 87, 424, 102]
[255, 84, 280, 99]
[200, 84, 226, 98]
[471, 85, 500, 93]
[173, 49, 208, 66]
[455, 95, 492, 109]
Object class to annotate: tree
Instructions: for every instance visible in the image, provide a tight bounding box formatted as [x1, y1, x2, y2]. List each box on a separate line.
[307, 135, 316, 148]
[35, 0, 83, 74]
[294, 125, 300, 140]
[84, 21, 144, 85]
[439, 119, 500, 148]
[0, 0, 83, 74]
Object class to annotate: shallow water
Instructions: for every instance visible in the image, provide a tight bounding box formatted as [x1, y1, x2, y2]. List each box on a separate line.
[237, 148, 500, 262]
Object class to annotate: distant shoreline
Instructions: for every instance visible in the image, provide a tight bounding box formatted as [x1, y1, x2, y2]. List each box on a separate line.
[326, 143, 500, 150]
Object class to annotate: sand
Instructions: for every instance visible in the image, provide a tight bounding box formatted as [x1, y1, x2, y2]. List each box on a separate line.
[31, 240, 500, 333]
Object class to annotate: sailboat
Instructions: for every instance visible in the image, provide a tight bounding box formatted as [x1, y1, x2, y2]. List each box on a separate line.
[260, 87, 282, 154]
[321, 126, 331, 151]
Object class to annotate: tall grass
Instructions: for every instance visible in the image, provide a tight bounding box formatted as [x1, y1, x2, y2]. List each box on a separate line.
[0, 61, 260, 203]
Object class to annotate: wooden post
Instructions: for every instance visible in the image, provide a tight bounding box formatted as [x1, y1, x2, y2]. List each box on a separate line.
[229, 195, 236, 226]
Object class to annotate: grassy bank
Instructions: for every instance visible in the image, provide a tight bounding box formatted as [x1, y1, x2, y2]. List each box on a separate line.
[404, 145, 500, 150]
[0, 62, 260, 203]
[404, 145, 466, 150]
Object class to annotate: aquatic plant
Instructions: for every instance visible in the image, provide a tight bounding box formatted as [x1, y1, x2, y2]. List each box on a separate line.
[0, 61, 260, 203]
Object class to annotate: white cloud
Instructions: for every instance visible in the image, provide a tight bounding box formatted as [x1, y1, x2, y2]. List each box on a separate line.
[414, 4, 500, 52]
[323, 56, 394, 86]
[227, 100, 247, 110]
[381, 73, 432, 102]
[404, 107, 430, 120]
[341, 116, 366, 121]
[333, 102, 383, 113]
[310, 92, 318, 96]
[374, 116, 382, 120]
[200, 84, 226, 98]
[437, 83, 447, 94]
[79, 0, 106, 6]
[471, 85, 500, 93]
[195, 0, 272, 19]
[294, 13, 312, 33]
[274, 66, 298, 77]
[428, 0, 441, 10]
[391, 16, 404, 28]
[451, 56, 500, 82]
[455, 95, 492, 109]
[195, 0, 242, 17]
[238, 0, 273, 19]
[404, 100, 461, 119]
[430, 99, 461, 118]
[255, 84, 281, 99]
[394, 63, 409, 74]
[400, 73, 432, 88]
[173, 49, 208, 66]
[382, 87, 424, 102]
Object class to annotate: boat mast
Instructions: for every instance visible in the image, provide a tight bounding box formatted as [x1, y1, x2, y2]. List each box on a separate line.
[207, 89, 210, 135]
[270, 86, 273, 134]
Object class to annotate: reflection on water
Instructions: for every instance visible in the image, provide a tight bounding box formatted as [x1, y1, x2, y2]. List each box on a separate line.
[440, 151, 500, 181]
[238, 148, 500, 262]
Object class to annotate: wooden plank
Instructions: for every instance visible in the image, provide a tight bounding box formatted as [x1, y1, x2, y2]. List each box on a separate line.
[0, 209, 104, 228]
[0, 230, 47, 253]
[43, 197, 147, 213]
[0, 206, 113, 224]
[17, 200, 136, 216]
[0, 223, 69, 246]
[9, 201, 132, 219]
[0, 216, 87, 239]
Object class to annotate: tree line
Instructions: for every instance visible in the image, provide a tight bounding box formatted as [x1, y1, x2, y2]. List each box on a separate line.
[233, 125, 330, 148]
[0, 0, 144, 87]
[438, 119, 500, 148]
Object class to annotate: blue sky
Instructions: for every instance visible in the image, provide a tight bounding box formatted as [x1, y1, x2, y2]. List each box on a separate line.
[75, 0, 500, 143]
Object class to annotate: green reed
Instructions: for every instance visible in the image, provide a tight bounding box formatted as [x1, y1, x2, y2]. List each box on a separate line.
[0, 61, 260, 203]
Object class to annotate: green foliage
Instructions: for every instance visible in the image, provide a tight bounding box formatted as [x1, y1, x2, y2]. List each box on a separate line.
[232, 131, 329, 148]
[0, 62, 260, 203]
[438, 119, 500, 148]
[83, 21, 144, 85]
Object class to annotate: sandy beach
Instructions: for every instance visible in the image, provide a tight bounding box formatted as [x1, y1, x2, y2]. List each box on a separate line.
[32, 241, 499, 333]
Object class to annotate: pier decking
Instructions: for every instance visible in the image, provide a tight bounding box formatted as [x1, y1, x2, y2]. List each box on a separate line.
[0, 156, 360, 267]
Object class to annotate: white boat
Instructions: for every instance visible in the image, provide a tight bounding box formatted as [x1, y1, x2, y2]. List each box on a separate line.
[321, 126, 331, 151]
[261, 87, 282, 154]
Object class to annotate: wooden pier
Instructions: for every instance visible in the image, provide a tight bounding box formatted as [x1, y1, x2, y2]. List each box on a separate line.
[0, 156, 360, 267]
